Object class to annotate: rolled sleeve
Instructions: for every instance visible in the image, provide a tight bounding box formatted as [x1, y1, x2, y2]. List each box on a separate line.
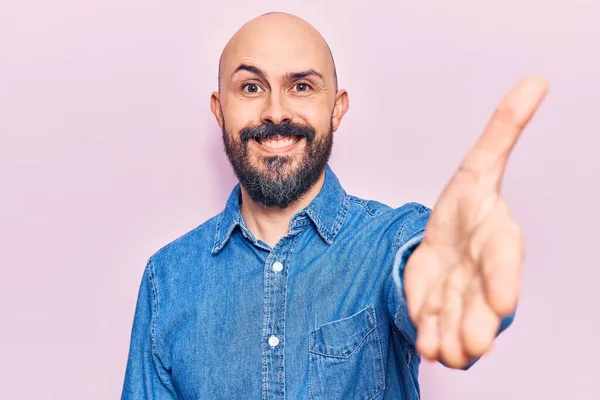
[390, 230, 426, 346]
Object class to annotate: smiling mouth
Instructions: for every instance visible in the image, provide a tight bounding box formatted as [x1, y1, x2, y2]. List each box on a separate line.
[254, 135, 302, 150]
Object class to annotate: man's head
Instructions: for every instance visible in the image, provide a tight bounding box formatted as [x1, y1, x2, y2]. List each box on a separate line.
[210, 12, 349, 209]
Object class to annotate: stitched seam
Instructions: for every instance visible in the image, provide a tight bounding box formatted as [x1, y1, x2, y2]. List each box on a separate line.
[371, 309, 386, 394]
[308, 324, 378, 359]
[278, 234, 300, 398]
[146, 259, 160, 357]
[212, 212, 224, 252]
[391, 326, 402, 341]
[348, 196, 382, 216]
[329, 194, 350, 240]
[261, 253, 272, 399]
[145, 259, 178, 392]
[307, 211, 332, 245]
[367, 385, 385, 400]
[309, 305, 373, 333]
[308, 337, 315, 400]
[217, 221, 240, 251]
[308, 306, 385, 399]
[391, 325, 413, 364]
[213, 216, 244, 253]
[395, 205, 429, 253]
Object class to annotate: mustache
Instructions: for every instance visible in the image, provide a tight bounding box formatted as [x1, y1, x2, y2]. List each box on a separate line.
[240, 121, 315, 143]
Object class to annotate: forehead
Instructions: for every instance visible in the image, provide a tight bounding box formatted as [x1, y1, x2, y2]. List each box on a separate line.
[222, 23, 333, 80]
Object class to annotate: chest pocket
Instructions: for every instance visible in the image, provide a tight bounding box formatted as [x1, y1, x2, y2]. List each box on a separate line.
[308, 305, 385, 400]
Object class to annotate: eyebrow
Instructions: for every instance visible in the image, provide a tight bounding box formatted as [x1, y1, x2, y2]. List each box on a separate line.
[233, 64, 266, 79]
[286, 69, 324, 81]
[232, 64, 325, 82]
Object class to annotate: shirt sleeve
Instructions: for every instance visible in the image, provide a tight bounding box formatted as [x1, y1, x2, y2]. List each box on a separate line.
[121, 259, 177, 399]
[388, 205, 516, 370]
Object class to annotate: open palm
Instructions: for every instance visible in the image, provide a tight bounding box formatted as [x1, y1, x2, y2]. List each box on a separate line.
[404, 77, 549, 368]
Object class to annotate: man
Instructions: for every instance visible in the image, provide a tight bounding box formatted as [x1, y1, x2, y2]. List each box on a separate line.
[121, 12, 548, 400]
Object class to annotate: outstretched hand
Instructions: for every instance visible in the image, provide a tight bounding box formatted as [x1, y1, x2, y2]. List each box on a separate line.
[404, 77, 549, 368]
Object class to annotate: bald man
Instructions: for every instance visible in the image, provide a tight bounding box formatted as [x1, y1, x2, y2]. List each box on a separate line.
[121, 12, 548, 400]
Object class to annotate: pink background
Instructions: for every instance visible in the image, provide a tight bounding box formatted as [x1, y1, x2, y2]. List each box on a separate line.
[1, 0, 599, 399]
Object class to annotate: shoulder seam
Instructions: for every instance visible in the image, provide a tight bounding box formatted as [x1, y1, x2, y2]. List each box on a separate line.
[347, 196, 390, 217]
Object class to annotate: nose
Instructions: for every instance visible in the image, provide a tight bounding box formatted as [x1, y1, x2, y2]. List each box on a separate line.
[260, 91, 292, 125]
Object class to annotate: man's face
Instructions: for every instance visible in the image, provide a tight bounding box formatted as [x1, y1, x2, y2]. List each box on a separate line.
[211, 15, 347, 208]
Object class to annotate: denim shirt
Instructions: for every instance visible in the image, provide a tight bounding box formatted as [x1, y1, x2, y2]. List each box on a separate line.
[122, 164, 514, 399]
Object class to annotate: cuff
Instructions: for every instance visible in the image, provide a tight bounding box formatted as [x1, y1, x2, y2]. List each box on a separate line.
[391, 231, 425, 345]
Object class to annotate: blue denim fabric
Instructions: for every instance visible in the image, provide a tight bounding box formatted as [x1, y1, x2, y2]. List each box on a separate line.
[122, 164, 514, 399]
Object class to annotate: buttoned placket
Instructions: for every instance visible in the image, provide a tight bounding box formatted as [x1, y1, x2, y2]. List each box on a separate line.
[260, 215, 308, 400]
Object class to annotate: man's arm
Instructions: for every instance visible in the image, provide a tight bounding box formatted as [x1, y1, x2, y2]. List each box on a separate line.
[384, 77, 545, 369]
[121, 259, 177, 399]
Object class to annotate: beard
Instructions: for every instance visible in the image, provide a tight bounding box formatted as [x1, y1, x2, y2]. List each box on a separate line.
[221, 119, 333, 209]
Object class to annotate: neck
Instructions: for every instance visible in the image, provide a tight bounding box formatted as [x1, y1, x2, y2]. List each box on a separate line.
[240, 171, 325, 248]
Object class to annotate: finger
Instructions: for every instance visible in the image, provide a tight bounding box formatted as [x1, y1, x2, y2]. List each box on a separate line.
[460, 76, 549, 186]
[480, 219, 524, 316]
[461, 276, 501, 357]
[415, 277, 444, 360]
[438, 270, 470, 368]
[416, 314, 440, 361]
[404, 243, 446, 324]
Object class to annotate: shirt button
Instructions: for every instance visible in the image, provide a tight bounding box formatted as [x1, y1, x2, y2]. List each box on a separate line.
[268, 335, 280, 347]
[272, 261, 283, 272]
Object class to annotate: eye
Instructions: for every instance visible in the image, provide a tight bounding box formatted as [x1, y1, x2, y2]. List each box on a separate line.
[242, 83, 263, 94]
[294, 82, 312, 92]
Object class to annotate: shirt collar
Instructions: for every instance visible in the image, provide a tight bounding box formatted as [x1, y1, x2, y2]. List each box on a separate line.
[212, 163, 349, 254]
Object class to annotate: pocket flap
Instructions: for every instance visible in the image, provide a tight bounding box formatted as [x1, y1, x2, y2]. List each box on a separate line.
[309, 305, 377, 358]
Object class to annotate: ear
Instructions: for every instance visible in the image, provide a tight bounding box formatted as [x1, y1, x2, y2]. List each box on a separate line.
[331, 89, 349, 132]
[210, 91, 224, 129]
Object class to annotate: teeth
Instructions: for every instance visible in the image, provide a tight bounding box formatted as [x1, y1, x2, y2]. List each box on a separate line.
[259, 137, 299, 149]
